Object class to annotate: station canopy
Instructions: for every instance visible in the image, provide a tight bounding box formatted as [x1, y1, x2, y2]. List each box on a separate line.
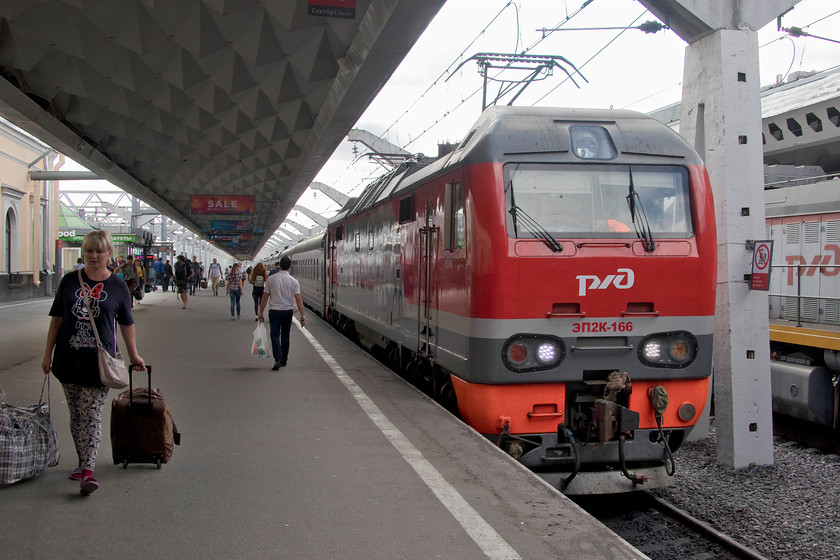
[0, 1, 445, 258]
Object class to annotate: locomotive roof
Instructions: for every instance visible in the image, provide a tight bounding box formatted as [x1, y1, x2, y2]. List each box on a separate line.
[447, 106, 703, 167]
[336, 106, 704, 221]
[766, 177, 840, 217]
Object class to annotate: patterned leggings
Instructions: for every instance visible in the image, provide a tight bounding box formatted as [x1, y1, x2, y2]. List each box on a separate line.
[61, 383, 109, 471]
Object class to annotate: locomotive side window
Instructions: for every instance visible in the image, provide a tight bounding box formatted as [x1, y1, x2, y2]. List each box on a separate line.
[504, 163, 693, 240]
[444, 182, 465, 251]
[399, 197, 414, 223]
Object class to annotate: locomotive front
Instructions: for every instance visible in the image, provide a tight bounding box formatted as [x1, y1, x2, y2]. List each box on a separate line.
[450, 107, 717, 494]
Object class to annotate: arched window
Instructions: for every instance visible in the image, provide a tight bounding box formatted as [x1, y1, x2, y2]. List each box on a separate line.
[3, 186, 24, 274]
[5, 208, 17, 273]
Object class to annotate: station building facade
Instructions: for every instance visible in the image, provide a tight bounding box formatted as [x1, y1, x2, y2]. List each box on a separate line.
[0, 117, 60, 302]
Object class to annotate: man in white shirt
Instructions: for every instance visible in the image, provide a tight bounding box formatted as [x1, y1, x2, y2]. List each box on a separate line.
[208, 258, 223, 296]
[258, 256, 306, 371]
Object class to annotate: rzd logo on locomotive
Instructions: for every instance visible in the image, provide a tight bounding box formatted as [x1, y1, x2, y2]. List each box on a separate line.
[576, 268, 634, 296]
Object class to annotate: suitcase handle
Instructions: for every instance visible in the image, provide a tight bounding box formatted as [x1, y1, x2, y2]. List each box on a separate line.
[128, 365, 152, 408]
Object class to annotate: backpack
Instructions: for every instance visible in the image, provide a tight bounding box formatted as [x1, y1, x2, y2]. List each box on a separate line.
[174, 261, 187, 281]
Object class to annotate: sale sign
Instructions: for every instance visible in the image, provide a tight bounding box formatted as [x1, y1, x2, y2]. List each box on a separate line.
[190, 195, 255, 215]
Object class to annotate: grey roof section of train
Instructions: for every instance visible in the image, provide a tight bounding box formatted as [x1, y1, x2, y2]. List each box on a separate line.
[765, 176, 840, 217]
[332, 106, 706, 224]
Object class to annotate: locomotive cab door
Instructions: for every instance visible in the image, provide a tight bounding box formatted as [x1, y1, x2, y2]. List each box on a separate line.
[418, 199, 439, 357]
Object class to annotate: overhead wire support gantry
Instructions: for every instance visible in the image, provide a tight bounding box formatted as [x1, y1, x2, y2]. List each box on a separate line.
[449, 53, 588, 111]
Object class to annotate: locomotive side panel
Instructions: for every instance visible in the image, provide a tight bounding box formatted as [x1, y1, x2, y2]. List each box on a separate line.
[768, 212, 840, 325]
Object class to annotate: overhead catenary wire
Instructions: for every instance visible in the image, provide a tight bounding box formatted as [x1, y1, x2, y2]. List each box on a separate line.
[532, 11, 647, 106]
[315, 1, 525, 200]
[399, 0, 597, 150]
[379, 0, 520, 141]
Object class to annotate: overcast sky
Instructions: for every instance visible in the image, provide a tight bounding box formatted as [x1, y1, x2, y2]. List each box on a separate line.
[290, 0, 839, 227]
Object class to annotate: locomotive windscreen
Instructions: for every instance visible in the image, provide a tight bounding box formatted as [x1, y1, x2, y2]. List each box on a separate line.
[504, 164, 693, 240]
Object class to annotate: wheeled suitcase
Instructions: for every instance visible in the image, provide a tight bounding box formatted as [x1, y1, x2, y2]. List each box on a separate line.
[110, 366, 180, 469]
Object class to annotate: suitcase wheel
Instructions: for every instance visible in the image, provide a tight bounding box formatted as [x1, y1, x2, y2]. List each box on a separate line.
[155, 458, 161, 469]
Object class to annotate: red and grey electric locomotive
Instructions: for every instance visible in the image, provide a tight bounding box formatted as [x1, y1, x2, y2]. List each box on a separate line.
[284, 106, 717, 494]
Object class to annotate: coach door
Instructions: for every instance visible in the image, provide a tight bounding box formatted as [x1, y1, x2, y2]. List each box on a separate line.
[418, 200, 439, 357]
[327, 229, 339, 321]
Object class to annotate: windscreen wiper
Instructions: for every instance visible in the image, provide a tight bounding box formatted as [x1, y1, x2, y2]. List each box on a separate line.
[509, 205, 563, 252]
[626, 169, 655, 252]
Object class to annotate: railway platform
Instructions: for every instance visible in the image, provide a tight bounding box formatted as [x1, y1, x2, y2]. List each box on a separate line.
[0, 287, 646, 560]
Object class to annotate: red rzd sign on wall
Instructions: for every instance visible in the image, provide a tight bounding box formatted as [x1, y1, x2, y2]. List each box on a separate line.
[308, 0, 355, 19]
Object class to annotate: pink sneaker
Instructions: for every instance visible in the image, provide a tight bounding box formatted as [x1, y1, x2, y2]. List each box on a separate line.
[69, 467, 83, 481]
[80, 470, 99, 495]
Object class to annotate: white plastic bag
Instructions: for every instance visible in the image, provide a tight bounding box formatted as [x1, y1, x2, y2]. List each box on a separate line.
[251, 323, 271, 359]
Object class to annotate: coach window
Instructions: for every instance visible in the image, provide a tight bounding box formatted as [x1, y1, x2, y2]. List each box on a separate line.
[368, 231, 374, 250]
[354, 232, 360, 252]
[444, 182, 465, 251]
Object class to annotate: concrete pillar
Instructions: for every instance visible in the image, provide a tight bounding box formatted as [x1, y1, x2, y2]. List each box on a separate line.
[679, 29, 774, 468]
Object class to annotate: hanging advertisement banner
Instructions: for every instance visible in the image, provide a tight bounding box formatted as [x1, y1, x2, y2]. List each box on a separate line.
[308, 0, 355, 19]
[750, 240, 773, 291]
[210, 219, 253, 233]
[191, 195, 255, 215]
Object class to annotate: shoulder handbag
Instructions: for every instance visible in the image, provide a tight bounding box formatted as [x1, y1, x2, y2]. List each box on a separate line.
[79, 270, 130, 389]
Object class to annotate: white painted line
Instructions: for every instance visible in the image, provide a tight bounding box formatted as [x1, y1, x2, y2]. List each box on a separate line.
[0, 298, 52, 310]
[298, 322, 522, 560]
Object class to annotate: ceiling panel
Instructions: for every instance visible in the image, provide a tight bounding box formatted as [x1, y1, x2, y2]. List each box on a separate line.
[0, 0, 445, 257]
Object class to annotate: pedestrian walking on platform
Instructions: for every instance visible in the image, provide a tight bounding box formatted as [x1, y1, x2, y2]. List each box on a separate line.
[258, 256, 306, 371]
[189, 256, 201, 295]
[163, 259, 173, 292]
[226, 262, 245, 320]
[174, 255, 192, 309]
[208, 258, 222, 296]
[249, 262, 267, 320]
[42, 229, 145, 495]
[119, 255, 139, 308]
[153, 257, 164, 291]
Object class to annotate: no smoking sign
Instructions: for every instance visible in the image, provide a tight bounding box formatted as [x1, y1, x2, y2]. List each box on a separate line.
[750, 240, 773, 291]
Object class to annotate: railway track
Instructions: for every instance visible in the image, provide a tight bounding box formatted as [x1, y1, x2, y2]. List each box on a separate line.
[772, 414, 840, 455]
[575, 491, 769, 560]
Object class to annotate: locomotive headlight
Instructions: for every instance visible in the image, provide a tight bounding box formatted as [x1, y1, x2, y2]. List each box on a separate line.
[669, 338, 691, 363]
[642, 341, 662, 361]
[507, 343, 528, 364]
[536, 342, 558, 364]
[503, 335, 565, 373]
[570, 125, 617, 160]
[638, 332, 698, 368]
